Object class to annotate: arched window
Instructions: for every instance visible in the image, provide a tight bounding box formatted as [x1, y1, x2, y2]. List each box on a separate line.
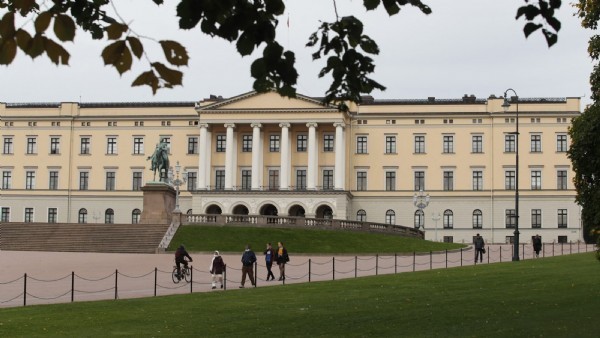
[78, 208, 87, 224]
[385, 209, 396, 225]
[443, 209, 453, 229]
[356, 209, 367, 222]
[414, 209, 424, 229]
[105, 208, 114, 224]
[132, 209, 141, 224]
[473, 209, 483, 229]
[186, 209, 193, 215]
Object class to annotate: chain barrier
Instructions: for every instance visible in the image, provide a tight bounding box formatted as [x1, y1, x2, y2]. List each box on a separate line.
[74, 272, 116, 282]
[27, 274, 71, 283]
[0, 293, 24, 304]
[118, 271, 155, 279]
[26, 290, 71, 301]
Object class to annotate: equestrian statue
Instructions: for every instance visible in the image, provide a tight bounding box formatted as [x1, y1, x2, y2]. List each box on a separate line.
[147, 140, 170, 182]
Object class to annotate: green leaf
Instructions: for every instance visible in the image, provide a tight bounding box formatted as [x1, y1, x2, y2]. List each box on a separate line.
[0, 38, 17, 64]
[250, 58, 267, 78]
[160, 40, 189, 66]
[101, 40, 132, 74]
[106, 23, 128, 40]
[14, 28, 32, 51]
[44, 38, 70, 65]
[363, 0, 381, 11]
[34, 11, 52, 34]
[236, 31, 255, 56]
[152, 62, 183, 86]
[53, 14, 76, 42]
[542, 29, 558, 47]
[265, 0, 285, 16]
[132, 70, 160, 94]
[127, 36, 144, 59]
[381, 0, 400, 15]
[0, 12, 15, 38]
[523, 22, 542, 38]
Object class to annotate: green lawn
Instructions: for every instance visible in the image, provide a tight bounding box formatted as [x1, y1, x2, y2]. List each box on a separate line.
[0, 253, 597, 337]
[168, 225, 465, 253]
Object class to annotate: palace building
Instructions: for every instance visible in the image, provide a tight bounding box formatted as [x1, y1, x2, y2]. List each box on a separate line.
[0, 91, 581, 243]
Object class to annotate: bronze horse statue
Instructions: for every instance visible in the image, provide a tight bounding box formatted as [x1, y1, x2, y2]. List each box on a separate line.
[147, 141, 170, 182]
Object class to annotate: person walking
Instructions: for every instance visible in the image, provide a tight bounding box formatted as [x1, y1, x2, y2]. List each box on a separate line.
[474, 234, 485, 264]
[240, 244, 256, 288]
[209, 250, 226, 289]
[533, 234, 542, 258]
[264, 243, 276, 281]
[275, 241, 289, 281]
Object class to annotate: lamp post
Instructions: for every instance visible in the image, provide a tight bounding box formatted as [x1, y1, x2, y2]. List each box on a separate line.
[432, 212, 441, 242]
[502, 89, 520, 261]
[168, 161, 187, 213]
[413, 189, 430, 231]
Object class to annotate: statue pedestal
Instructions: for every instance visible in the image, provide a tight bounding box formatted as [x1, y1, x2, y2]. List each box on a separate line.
[140, 182, 176, 224]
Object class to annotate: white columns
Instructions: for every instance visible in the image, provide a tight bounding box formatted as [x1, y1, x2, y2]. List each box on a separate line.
[224, 123, 235, 190]
[279, 123, 291, 190]
[251, 123, 263, 190]
[197, 123, 209, 190]
[334, 122, 345, 190]
[307, 122, 318, 190]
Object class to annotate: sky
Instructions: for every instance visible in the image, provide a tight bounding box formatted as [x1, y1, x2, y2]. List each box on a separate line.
[0, 0, 594, 106]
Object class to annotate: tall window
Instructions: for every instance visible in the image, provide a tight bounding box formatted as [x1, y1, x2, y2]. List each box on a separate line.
[242, 135, 253, 152]
[472, 135, 483, 153]
[414, 135, 425, 153]
[25, 171, 35, 190]
[414, 210, 424, 229]
[532, 209, 542, 228]
[472, 171, 483, 191]
[443, 171, 454, 191]
[3, 137, 13, 154]
[26, 137, 37, 154]
[557, 170, 567, 190]
[557, 209, 567, 228]
[269, 170, 280, 190]
[505, 134, 515, 152]
[2, 171, 12, 189]
[187, 172, 197, 191]
[105, 209, 115, 224]
[357, 136, 368, 154]
[132, 172, 143, 191]
[296, 169, 307, 190]
[385, 209, 396, 225]
[323, 169, 334, 190]
[505, 171, 515, 190]
[215, 170, 225, 190]
[323, 134, 334, 152]
[443, 135, 454, 153]
[385, 171, 396, 191]
[443, 210, 453, 229]
[79, 172, 89, 190]
[49, 171, 59, 190]
[187, 137, 198, 154]
[78, 208, 88, 224]
[357, 171, 367, 191]
[48, 208, 57, 223]
[556, 134, 567, 152]
[356, 209, 367, 222]
[241, 170, 252, 190]
[133, 137, 144, 154]
[530, 135, 542, 152]
[80, 137, 90, 154]
[506, 209, 516, 228]
[106, 172, 116, 191]
[472, 209, 483, 229]
[24, 208, 34, 222]
[216, 135, 226, 152]
[50, 137, 60, 154]
[269, 135, 280, 152]
[531, 171, 542, 190]
[296, 135, 307, 152]
[132, 209, 141, 224]
[1, 207, 10, 222]
[414, 171, 425, 191]
[385, 136, 396, 154]
[106, 137, 117, 154]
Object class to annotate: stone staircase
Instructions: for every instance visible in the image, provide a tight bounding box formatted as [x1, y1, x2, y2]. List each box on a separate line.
[0, 222, 170, 253]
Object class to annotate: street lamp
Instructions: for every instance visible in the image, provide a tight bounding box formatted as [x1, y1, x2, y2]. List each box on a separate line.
[413, 189, 430, 230]
[502, 89, 520, 261]
[168, 161, 187, 213]
[432, 212, 441, 242]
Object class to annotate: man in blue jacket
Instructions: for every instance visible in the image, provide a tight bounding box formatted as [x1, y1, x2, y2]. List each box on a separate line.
[240, 244, 257, 288]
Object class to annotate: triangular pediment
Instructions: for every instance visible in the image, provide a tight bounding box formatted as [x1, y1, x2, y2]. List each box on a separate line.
[198, 91, 338, 112]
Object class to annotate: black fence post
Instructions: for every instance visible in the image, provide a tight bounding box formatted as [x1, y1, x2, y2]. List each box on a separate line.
[429, 251, 432, 270]
[570, 241, 572, 254]
[224, 266, 227, 290]
[522, 243, 525, 260]
[355, 256, 358, 278]
[71, 272, 75, 302]
[190, 266, 193, 293]
[394, 253, 397, 274]
[460, 248, 463, 267]
[376, 254, 379, 276]
[445, 250, 448, 269]
[333, 257, 335, 281]
[254, 262, 257, 288]
[115, 269, 118, 300]
[154, 268, 157, 297]
[500, 245, 502, 262]
[309, 259, 312, 282]
[543, 243, 545, 258]
[23, 273, 27, 307]
[413, 251, 416, 272]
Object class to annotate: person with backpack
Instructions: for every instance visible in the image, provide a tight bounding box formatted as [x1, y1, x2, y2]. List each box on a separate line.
[275, 241, 289, 281]
[264, 242, 276, 281]
[209, 250, 226, 289]
[240, 244, 256, 288]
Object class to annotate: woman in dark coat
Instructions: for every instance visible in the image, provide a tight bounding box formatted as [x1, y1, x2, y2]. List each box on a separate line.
[274, 241, 289, 281]
[533, 235, 542, 258]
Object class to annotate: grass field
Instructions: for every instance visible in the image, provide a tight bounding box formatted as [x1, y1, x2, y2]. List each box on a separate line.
[0, 253, 597, 337]
[168, 225, 465, 253]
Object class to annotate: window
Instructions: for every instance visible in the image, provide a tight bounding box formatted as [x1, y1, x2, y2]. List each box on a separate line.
[80, 137, 90, 154]
[215, 170, 225, 190]
[133, 137, 144, 154]
[414, 171, 425, 191]
[107, 137, 117, 154]
[357, 136, 368, 154]
[105, 209, 115, 224]
[106, 172, 116, 191]
[385, 209, 396, 225]
[50, 137, 60, 154]
[296, 170, 307, 190]
[25, 171, 35, 190]
[556, 134, 567, 152]
[356, 171, 367, 191]
[323, 134, 334, 152]
[323, 169, 334, 190]
[48, 208, 57, 223]
[414, 135, 425, 154]
[133, 172, 143, 191]
[49, 171, 59, 190]
[269, 169, 280, 190]
[443, 236, 454, 243]
[531, 171, 542, 190]
[24, 208, 34, 223]
[557, 170, 568, 190]
[296, 135, 307, 152]
[557, 236, 568, 244]
[472, 171, 483, 191]
[160, 121, 170, 126]
[356, 209, 367, 222]
[216, 135, 226, 152]
[532, 209, 542, 228]
[187, 137, 198, 154]
[241, 170, 252, 190]
[269, 135, 280, 152]
[242, 135, 253, 152]
[79, 172, 89, 190]
[505, 135, 515, 152]
[443, 210, 453, 229]
[187, 172, 197, 191]
[385, 171, 396, 191]
[1, 207, 10, 222]
[443, 171, 454, 191]
[558, 209, 567, 228]
[78, 208, 88, 223]
[2, 171, 11, 189]
[414, 210, 424, 229]
[530, 135, 542, 152]
[132, 209, 141, 224]
[26, 137, 37, 154]
[505, 171, 515, 190]
[472, 135, 483, 153]
[3, 137, 13, 154]
[443, 135, 454, 153]
[506, 209, 516, 228]
[473, 209, 483, 229]
[385, 136, 396, 154]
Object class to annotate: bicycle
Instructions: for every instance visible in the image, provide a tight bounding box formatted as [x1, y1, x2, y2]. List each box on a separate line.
[172, 261, 192, 283]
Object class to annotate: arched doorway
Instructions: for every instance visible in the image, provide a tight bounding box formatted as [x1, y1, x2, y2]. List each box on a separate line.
[315, 205, 333, 219]
[232, 205, 249, 215]
[205, 204, 222, 215]
[288, 204, 306, 217]
[259, 204, 278, 216]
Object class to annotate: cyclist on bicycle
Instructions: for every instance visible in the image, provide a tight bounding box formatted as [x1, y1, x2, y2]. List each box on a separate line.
[175, 244, 193, 280]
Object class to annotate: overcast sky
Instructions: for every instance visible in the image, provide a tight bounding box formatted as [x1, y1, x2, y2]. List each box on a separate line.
[0, 0, 594, 106]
